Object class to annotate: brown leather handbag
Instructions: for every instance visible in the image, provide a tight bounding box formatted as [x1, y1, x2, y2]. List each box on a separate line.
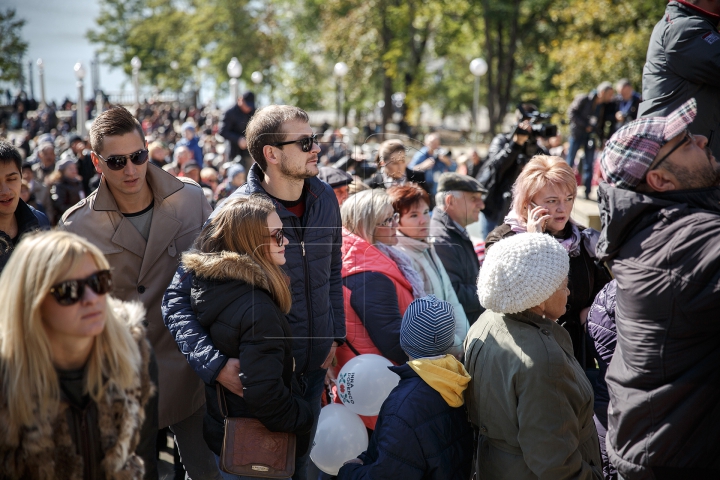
[217, 385, 296, 478]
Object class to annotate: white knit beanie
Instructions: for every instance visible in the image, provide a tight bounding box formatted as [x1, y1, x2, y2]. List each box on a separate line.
[478, 233, 569, 314]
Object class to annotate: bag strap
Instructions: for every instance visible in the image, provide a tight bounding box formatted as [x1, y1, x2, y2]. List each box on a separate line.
[216, 384, 229, 418]
[345, 339, 361, 357]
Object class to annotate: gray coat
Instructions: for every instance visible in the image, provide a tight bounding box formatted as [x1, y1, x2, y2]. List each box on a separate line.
[639, 1, 720, 158]
[597, 182, 720, 478]
[464, 310, 602, 479]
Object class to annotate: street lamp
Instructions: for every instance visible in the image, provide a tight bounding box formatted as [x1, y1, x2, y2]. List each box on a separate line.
[74, 62, 86, 137]
[469, 58, 488, 144]
[37, 58, 46, 107]
[131, 56, 142, 107]
[227, 57, 242, 103]
[251, 71, 263, 85]
[334, 62, 349, 128]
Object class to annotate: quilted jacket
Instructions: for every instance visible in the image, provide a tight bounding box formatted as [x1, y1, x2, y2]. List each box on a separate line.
[162, 163, 345, 383]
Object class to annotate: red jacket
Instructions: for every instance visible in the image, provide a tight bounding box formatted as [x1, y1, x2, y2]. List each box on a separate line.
[335, 229, 414, 429]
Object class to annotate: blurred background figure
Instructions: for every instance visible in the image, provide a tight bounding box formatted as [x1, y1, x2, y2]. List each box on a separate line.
[318, 166, 353, 205]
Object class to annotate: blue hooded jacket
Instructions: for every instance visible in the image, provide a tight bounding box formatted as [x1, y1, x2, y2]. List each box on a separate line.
[162, 163, 345, 382]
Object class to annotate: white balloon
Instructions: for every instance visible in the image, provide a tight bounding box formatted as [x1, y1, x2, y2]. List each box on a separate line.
[310, 404, 368, 475]
[336, 354, 400, 416]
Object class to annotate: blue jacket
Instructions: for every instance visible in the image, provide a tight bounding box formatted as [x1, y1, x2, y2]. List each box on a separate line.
[408, 147, 455, 194]
[337, 364, 473, 480]
[162, 164, 345, 382]
[0, 200, 50, 273]
[177, 136, 204, 167]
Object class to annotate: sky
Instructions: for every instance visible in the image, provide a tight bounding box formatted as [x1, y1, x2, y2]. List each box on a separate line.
[5, 0, 129, 104]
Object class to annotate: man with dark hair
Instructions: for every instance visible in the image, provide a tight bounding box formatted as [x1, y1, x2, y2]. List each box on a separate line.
[598, 98, 720, 478]
[640, 0, 720, 159]
[60, 106, 217, 479]
[0, 141, 49, 272]
[163, 104, 345, 480]
[567, 82, 616, 198]
[219, 91, 256, 170]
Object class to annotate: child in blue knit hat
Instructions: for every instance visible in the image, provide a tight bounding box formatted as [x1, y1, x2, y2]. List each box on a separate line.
[338, 295, 474, 480]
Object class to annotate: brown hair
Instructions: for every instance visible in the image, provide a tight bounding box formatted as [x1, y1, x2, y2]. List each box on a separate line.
[89, 106, 146, 155]
[510, 155, 577, 220]
[246, 105, 309, 172]
[387, 184, 430, 216]
[193, 195, 291, 313]
[376, 139, 406, 165]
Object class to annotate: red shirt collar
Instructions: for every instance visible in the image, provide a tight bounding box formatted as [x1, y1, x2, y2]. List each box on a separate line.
[674, 0, 720, 22]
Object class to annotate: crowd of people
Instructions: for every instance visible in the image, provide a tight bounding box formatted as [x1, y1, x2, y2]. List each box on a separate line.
[0, 1, 719, 479]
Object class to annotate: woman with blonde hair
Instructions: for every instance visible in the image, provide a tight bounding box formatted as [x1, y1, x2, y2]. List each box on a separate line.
[485, 155, 611, 369]
[181, 195, 313, 477]
[0, 230, 156, 478]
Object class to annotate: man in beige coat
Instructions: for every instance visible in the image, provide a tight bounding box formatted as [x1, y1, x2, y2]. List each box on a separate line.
[61, 106, 218, 479]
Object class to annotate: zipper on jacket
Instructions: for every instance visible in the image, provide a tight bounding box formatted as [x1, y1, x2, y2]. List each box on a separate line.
[301, 241, 306, 256]
[290, 215, 314, 375]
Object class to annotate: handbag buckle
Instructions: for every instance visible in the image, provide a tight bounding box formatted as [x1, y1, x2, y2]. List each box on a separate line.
[252, 466, 270, 472]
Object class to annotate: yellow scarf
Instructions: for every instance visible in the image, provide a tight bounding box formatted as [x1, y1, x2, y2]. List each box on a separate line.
[407, 354, 471, 407]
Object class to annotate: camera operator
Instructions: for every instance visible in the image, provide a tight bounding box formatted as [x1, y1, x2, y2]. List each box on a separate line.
[477, 104, 551, 238]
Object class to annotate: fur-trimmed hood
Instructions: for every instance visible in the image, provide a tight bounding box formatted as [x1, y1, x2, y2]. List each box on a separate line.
[182, 249, 270, 291]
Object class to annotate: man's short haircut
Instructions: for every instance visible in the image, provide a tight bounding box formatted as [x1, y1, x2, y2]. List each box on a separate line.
[424, 132, 440, 146]
[597, 81, 613, 93]
[616, 78, 631, 91]
[434, 190, 462, 210]
[245, 105, 309, 172]
[0, 141, 23, 173]
[89, 106, 146, 155]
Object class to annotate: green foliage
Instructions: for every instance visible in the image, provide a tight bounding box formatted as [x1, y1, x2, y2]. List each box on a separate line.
[85, 0, 666, 133]
[0, 9, 29, 84]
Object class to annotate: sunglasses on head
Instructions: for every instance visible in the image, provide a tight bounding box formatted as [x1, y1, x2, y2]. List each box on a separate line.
[96, 149, 149, 171]
[271, 134, 318, 153]
[267, 229, 285, 247]
[49, 270, 113, 306]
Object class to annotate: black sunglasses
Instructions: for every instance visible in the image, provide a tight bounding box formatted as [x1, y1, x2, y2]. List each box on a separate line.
[651, 130, 693, 172]
[49, 270, 113, 306]
[267, 229, 285, 247]
[96, 149, 149, 171]
[271, 134, 318, 153]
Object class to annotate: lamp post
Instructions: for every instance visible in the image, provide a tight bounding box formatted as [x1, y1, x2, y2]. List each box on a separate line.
[37, 58, 46, 107]
[74, 62, 86, 137]
[131, 56, 142, 107]
[227, 57, 242, 103]
[469, 58, 488, 144]
[333, 62, 349, 128]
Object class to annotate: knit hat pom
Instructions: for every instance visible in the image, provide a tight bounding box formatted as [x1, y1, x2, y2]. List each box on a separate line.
[478, 233, 569, 314]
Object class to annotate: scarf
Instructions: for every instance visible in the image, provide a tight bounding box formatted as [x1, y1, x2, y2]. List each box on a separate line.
[376, 242, 427, 298]
[504, 210, 599, 258]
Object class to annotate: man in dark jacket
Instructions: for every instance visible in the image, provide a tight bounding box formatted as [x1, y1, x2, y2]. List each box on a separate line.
[163, 105, 345, 480]
[613, 79, 641, 131]
[477, 104, 549, 237]
[598, 97, 720, 478]
[429, 173, 486, 325]
[567, 83, 616, 198]
[639, 0, 720, 159]
[0, 141, 49, 273]
[337, 296, 473, 480]
[219, 91, 256, 170]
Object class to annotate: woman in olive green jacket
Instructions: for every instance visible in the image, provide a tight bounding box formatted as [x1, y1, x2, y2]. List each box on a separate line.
[464, 233, 602, 479]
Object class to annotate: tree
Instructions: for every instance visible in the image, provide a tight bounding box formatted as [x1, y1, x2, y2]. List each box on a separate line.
[0, 9, 29, 86]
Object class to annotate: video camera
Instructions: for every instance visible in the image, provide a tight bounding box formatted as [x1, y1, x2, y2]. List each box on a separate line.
[515, 104, 558, 139]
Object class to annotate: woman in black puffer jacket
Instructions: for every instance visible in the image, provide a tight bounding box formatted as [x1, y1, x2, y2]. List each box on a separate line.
[181, 195, 313, 469]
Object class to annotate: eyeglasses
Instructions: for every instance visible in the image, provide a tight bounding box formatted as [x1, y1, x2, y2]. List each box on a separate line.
[95, 149, 149, 171]
[267, 229, 285, 247]
[651, 130, 693, 172]
[271, 134, 318, 153]
[378, 213, 400, 227]
[49, 270, 113, 306]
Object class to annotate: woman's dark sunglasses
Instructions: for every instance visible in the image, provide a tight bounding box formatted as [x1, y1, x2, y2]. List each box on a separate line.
[268, 229, 285, 247]
[96, 149, 149, 171]
[49, 270, 113, 306]
[271, 134, 318, 153]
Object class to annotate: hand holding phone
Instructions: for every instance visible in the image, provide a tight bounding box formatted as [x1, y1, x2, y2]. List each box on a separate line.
[527, 202, 552, 233]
